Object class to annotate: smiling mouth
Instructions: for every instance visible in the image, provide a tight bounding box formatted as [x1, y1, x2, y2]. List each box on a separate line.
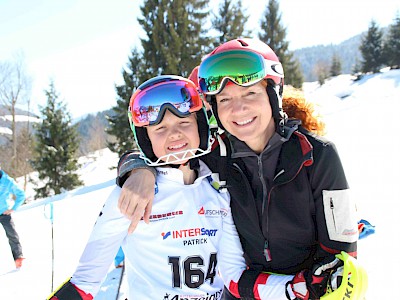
[234, 117, 255, 126]
[167, 143, 188, 151]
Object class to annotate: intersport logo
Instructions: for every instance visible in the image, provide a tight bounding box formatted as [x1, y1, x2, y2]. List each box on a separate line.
[162, 227, 218, 240]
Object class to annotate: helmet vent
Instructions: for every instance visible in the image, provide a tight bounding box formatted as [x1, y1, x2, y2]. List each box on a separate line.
[237, 39, 249, 47]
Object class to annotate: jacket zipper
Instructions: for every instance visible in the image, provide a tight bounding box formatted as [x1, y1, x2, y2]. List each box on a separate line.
[330, 197, 337, 231]
[258, 156, 268, 216]
[232, 162, 270, 262]
[263, 161, 309, 262]
[258, 156, 272, 262]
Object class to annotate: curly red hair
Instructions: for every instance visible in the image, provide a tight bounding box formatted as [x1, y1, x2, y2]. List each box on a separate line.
[282, 86, 326, 136]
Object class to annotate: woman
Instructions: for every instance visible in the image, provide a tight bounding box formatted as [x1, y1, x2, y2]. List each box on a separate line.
[116, 39, 364, 300]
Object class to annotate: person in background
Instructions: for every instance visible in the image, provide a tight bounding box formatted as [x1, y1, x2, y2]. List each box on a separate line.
[0, 167, 25, 269]
[115, 38, 368, 299]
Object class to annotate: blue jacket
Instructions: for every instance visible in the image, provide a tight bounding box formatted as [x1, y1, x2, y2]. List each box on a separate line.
[0, 170, 25, 215]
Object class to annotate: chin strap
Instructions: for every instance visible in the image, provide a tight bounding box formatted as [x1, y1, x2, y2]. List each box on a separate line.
[140, 136, 215, 167]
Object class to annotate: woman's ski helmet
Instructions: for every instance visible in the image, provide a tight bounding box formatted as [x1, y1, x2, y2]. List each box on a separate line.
[198, 38, 285, 132]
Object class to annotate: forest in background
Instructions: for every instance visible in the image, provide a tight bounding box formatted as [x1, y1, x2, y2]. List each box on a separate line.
[1, 0, 398, 199]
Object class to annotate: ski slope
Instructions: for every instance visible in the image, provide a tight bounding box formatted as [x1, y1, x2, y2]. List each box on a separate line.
[1, 70, 400, 299]
[0, 149, 126, 299]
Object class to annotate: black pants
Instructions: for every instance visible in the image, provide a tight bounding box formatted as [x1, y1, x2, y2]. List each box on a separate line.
[0, 214, 23, 260]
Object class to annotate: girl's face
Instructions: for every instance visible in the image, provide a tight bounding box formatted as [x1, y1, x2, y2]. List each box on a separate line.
[215, 81, 275, 153]
[146, 110, 200, 164]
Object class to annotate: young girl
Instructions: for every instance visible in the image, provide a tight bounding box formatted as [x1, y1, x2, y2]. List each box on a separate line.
[49, 75, 260, 299]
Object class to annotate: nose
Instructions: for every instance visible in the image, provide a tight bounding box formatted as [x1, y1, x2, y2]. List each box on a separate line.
[168, 127, 183, 140]
[230, 98, 245, 114]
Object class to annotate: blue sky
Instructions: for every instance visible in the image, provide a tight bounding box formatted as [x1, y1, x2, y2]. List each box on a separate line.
[1, 0, 398, 119]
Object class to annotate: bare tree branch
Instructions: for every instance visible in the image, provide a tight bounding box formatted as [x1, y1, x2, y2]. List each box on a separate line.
[0, 53, 32, 176]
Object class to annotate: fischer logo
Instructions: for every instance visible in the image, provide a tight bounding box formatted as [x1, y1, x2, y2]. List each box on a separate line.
[161, 227, 218, 240]
[198, 206, 228, 217]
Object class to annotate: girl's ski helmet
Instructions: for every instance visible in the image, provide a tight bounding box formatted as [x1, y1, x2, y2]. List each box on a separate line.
[128, 75, 213, 166]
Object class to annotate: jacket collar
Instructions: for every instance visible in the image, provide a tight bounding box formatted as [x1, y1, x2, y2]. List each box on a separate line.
[155, 160, 212, 185]
[228, 118, 300, 159]
[273, 129, 314, 184]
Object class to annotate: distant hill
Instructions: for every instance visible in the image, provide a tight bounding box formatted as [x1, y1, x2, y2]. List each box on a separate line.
[0, 105, 40, 145]
[76, 108, 116, 155]
[0, 106, 39, 117]
[294, 34, 363, 82]
[0, 105, 115, 156]
[295, 27, 389, 82]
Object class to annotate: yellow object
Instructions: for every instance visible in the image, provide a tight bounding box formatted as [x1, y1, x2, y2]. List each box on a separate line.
[46, 277, 71, 300]
[321, 252, 368, 300]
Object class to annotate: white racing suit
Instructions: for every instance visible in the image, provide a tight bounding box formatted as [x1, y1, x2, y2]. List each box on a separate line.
[71, 160, 292, 299]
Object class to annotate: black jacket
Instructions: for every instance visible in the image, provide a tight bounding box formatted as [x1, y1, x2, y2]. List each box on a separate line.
[224, 123, 358, 275]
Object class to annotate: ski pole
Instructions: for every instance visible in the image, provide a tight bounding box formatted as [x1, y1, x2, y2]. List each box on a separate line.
[115, 260, 125, 300]
[44, 202, 55, 293]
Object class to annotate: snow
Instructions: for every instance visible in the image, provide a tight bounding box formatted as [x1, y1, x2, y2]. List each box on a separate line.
[1, 70, 400, 299]
[0, 115, 41, 123]
[0, 148, 122, 299]
[0, 114, 41, 136]
[0, 127, 12, 135]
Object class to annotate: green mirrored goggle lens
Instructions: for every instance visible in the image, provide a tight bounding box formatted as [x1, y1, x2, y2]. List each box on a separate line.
[199, 51, 266, 94]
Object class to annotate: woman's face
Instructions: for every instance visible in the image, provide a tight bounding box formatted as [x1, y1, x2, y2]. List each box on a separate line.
[146, 110, 200, 164]
[215, 81, 275, 153]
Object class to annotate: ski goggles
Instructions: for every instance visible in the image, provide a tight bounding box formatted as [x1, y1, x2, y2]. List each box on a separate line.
[198, 50, 284, 95]
[129, 78, 203, 127]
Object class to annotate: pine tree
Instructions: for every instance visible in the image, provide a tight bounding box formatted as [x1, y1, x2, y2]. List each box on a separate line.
[330, 53, 342, 77]
[352, 59, 362, 75]
[106, 48, 144, 156]
[258, 0, 303, 88]
[31, 81, 82, 199]
[211, 0, 250, 46]
[107, 0, 211, 156]
[351, 58, 364, 81]
[314, 60, 330, 86]
[383, 13, 400, 69]
[359, 20, 384, 73]
[138, 0, 210, 78]
[284, 59, 304, 88]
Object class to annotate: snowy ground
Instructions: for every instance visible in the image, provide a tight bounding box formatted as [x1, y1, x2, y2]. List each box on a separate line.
[0, 149, 125, 299]
[1, 70, 400, 299]
[304, 70, 400, 300]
